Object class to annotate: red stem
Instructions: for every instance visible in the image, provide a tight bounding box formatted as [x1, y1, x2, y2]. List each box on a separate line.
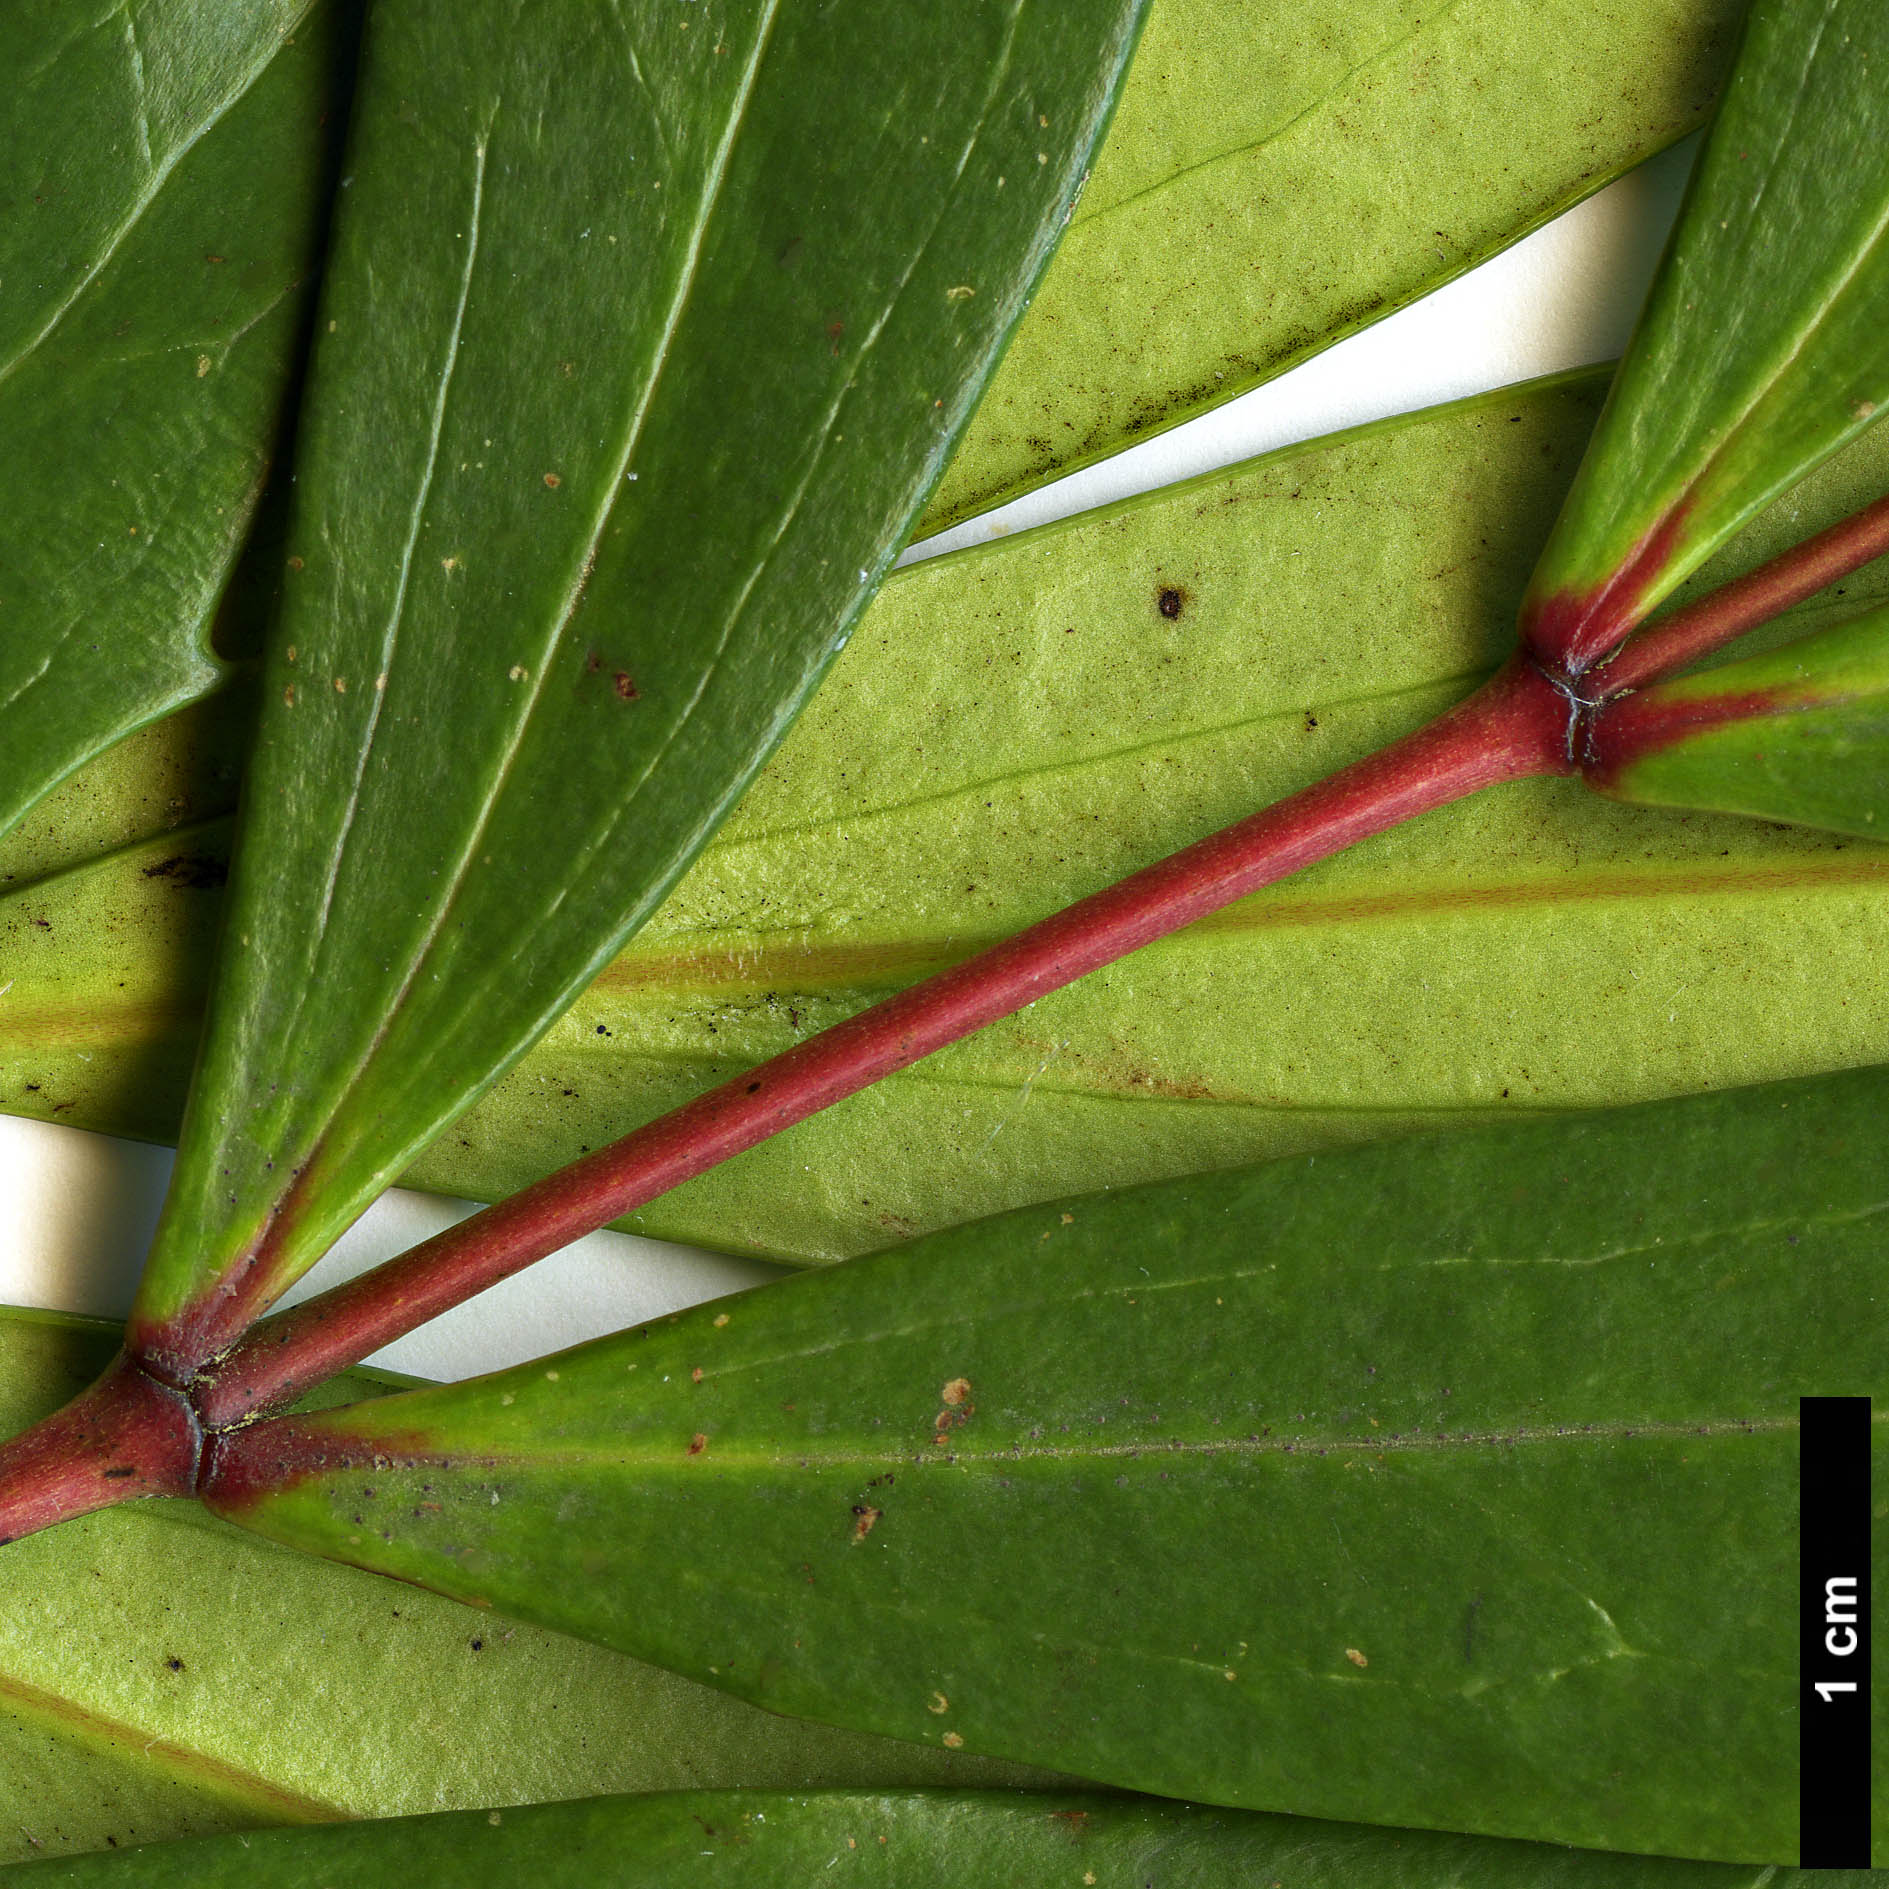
[0, 1354, 198, 1544]
[1597, 491, 1889, 693]
[196, 655, 1572, 1426]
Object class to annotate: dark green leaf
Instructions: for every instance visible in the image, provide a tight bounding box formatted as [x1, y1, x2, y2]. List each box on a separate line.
[9, 1788, 1862, 1887]
[0, 0, 351, 836]
[13, 373, 1889, 1263]
[1522, 0, 1889, 668]
[124, 0, 1148, 1366]
[921, 0, 1741, 532]
[207, 1067, 1889, 1862]
[0, 1310, 1045, 1867]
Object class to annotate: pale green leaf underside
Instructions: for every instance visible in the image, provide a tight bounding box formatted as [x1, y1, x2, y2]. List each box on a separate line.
[919, 0, 1740, 532]
[10, 371, 1889, 1263]
[0, 1312, 1041, 1868]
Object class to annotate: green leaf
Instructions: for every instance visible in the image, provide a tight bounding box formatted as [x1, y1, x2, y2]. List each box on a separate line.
[0, 0, 352, 836]
[920, 0, 1743, 533]
[1591, 603, 1889, 836]
[9, 1789, 1863, 1887]
[124, 0, 1148, 1366]
[0, 1310, 1045, 1868]
[1521, 0, 1889, 670]
[206, 1065, 1889, 1863]
[15, 371, 1889, 1264]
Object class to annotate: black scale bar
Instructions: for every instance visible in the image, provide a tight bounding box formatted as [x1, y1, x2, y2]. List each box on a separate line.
[1801, 1395, 1872, 1868]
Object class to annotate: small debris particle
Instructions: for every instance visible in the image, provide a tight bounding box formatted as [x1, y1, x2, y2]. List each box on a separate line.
[333, 677, 347, 693]
[688, 1433, 708, 1456]
[470, 1638, 484, 1651]
[942, 1731, 964, 1749]
[690, 1367, 704, 1383]
[940, 1377, 972, 1407]
[850, 1505, 881, 1542]
[1156, 585, 1185, 619]
[927, 1691, 949, 1714]
[543, 472, 562, 488]
[1345, 1647, 1368, 1668]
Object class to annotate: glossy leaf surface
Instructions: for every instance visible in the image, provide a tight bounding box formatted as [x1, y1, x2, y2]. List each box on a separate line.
[1522, 0, 1889, 670]
[1592, 603, 1889, 836]
[0, 0, 349, 836]
[920, 0, 1740, 531]
[13, 1789, 1866, 1887]
[127, 0, 1147, 1364]
[0, 1311, 1041, 1867]
[14, 373, 1889, 1264]
[210, 1068, 1889, 1863]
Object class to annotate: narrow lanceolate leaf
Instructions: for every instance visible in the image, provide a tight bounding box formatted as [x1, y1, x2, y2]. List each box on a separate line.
[126, 0, 1147, 1371]
[0, 0, 351, 837]
[1522, 0, 1889, 672]
[208, 1068, 1889, 1863]
[1590, 603, 1889, 835]
[919, 0, 1741, 533]
[19, 373, 1889, 1265]
[14, 1791, 1865, 1888]
[0, 1311, 1043, 1868]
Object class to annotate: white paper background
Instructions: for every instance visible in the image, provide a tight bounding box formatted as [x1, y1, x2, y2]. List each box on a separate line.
[0, 140, 1695, 1383]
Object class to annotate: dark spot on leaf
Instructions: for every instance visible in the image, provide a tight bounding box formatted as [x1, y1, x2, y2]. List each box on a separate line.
[141, 853, 229, 890]
[101, 1466, 137, 1480]
[1156, 585, 1186, 619]
[166, 1657, 184, 1672]
[614, 671, 638, 701]
[776, 236, 802, 268]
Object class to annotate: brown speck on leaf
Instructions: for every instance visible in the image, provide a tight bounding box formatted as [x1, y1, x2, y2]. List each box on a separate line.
[1156, 584, 1187, 619]
[614, 671, 639, 701]
[688, 1433, 707, 1456]
[286, 557, 304, 573]
[543, 472, 561, 488]
[1345, 1647, 1369, 1668]
[940, 1377, 972, 1407]
[690, 1367, 704, 1383]
[166, 1657, 184, 1672]
[827, 319, 845, 354]
[283, 684, 296, 707]
[850, 1504, 881, 1542]
[713, 1312, 730, 1328]
[1060, 1213, 1074, 1225]
[333, 677, 347, 693]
